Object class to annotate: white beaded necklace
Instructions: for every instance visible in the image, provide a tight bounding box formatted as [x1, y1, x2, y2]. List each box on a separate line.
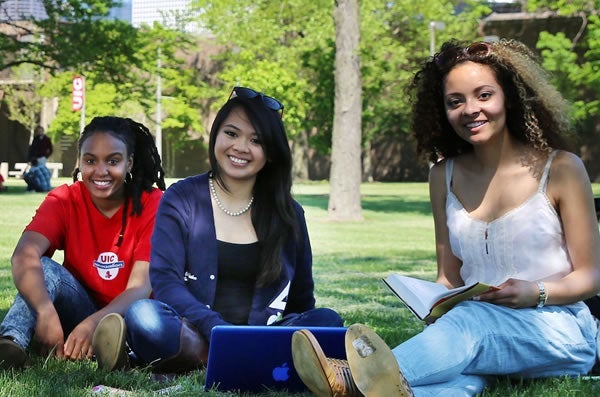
[209, 177, 254, 217]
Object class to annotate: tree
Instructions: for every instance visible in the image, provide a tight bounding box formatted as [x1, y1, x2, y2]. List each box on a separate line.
[38, 22, 205, 177]
[327, 0, 363, 221]
[0, 0, 142, 82]
[191, 0, 334, 179]
[1, 64, 43, 142]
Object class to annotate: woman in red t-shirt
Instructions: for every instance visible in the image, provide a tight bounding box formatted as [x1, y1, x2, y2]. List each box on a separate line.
[0, 117, 165, 369]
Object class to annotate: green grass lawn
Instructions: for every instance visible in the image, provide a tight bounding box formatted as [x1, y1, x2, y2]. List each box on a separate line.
[1, 177, 600, 396]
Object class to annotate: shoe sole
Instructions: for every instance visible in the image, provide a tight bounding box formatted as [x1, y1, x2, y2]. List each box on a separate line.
[345, 324, 413, 397]
[0, 338, 27, 370]
[291, 329, 334, 397]
[92, 313, 127, 371]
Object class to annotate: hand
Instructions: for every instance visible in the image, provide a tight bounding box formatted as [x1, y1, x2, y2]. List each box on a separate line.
[64, 317, 96, 360]
[476, 278, 539, 308]
[34, 307, 65, 358]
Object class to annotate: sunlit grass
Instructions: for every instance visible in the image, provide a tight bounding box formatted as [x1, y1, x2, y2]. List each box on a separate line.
[1, 178, 599, 395]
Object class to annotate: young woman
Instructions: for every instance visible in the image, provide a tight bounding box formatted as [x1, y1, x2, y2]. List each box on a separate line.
[292, 40, 600, 396]
[0, 116, 165, 369]
[93, 87, 343, 373]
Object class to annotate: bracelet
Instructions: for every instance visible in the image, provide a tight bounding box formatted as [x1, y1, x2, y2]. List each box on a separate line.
[537, 281, 548, 309]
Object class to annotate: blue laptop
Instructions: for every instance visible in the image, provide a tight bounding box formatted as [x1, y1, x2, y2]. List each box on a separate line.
[204, 325, 347, 393]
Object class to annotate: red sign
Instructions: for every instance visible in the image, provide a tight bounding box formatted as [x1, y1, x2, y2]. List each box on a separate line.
[72, 75, 84, 111]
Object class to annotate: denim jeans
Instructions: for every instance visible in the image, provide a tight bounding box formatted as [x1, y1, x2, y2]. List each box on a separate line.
[392, 301, 597, 397]
[0, 257, 98, 350]
[124, 298, 343, 365]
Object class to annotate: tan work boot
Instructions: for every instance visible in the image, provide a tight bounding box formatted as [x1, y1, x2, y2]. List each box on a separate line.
[92, 313, 129, 371]
[291, 329, 362, 397]
[345, 324, 413, 397]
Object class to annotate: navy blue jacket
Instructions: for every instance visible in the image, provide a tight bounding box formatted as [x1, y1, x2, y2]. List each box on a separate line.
[150, 173, 316, 340]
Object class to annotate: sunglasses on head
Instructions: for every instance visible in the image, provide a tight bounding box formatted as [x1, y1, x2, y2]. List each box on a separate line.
[434, 41, 492, 70]
[229, 86, 285, 118]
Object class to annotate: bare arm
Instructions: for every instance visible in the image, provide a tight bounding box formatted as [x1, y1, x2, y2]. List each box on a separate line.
[11, 231, 65, 357]
[541, 151, 600, 303]
[429, 161, 464, 289]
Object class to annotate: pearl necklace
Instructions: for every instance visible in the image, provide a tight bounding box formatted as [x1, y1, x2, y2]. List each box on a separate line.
[209, 177, 254, 216]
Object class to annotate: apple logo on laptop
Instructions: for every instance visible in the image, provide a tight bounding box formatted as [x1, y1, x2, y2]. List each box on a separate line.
[272, 363, 290, 382]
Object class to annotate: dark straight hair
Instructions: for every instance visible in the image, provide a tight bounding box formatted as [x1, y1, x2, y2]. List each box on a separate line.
[208, 96, 297, 286]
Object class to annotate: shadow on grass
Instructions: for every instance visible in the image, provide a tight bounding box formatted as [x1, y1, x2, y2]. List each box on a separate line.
[295, 194, 432, 216]
[0, 185, 30, 195]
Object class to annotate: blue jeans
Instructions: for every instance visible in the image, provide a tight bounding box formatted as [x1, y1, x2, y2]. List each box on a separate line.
[124, 298, 343, 365]
[393, 301, 597, 397]
[0, 257, 98, 350]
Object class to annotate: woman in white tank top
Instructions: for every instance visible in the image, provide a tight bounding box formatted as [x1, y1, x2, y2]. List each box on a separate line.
[291, 40, 600, 397]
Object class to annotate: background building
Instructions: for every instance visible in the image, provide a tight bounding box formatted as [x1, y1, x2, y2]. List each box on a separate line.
[0, 0, 47, 21]
[110, 0, 201, 33]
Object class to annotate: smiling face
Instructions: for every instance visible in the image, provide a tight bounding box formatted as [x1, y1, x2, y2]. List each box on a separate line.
[214, 107, 267, 184]
[443, 61, 509, 146]
[79, 131, 132, 207]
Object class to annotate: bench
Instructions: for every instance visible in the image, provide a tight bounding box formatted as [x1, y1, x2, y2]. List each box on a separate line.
[8, 163, 27, 178]
[8, 162, 64, 179]
[47, 162, 64, 178]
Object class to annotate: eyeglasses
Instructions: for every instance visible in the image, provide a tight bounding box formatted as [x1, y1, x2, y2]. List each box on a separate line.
[229, 86, 284, 118]
[434, 41, 492, 70]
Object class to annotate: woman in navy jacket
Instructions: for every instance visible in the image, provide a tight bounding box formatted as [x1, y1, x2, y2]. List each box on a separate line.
[92, 87, 343, 372]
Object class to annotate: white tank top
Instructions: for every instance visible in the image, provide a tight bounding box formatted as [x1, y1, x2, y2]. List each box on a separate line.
[445, 151, 572, 286]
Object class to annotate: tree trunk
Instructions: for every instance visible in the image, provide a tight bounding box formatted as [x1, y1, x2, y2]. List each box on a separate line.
[328, 0, 363, 221]
[291, 129, 309, 181]
[362, 137, 374, 182]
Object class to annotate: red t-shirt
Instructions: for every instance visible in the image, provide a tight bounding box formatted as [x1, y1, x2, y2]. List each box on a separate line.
[25, 182, 162, 307]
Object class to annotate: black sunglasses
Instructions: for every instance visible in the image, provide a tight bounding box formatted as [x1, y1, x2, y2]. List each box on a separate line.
[229, 86, 284, 118]
[434, 41, 492, 70]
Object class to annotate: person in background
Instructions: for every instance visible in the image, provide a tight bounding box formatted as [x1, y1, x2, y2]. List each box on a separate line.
[291, 39, 600, 397]
[0, 116, 165, 370]
[28, 126, 53, 164]
[0, 173, 6, 192]
[92, 87, 343, 373]
[23, 157, 52, 193]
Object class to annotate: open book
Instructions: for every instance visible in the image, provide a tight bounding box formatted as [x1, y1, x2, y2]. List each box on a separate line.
[383, 274, 498, 323]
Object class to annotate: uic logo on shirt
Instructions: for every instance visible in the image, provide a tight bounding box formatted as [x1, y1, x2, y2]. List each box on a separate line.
[93, 251, 125, 281]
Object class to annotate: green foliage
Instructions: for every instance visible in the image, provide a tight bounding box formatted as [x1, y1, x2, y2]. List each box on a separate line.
[191, 0, 333, 142]
[0, 1, 142, 82]
[534, 6, 600, 141]
[37, 22, 205, 172]
[1, 64, 44, 137]
[191, 0, 490, 156]
[525, 0, 600, 14]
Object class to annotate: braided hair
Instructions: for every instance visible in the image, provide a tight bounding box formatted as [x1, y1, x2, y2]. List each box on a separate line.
[72, 116, 166, 216]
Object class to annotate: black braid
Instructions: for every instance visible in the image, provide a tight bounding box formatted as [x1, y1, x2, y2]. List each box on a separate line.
[72, 116, 166, 216]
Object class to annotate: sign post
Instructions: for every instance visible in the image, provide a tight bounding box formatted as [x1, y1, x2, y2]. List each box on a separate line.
[72, 75, 85, 134]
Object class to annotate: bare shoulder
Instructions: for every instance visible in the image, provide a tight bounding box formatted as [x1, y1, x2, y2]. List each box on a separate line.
[550, 150, 588, 181]
[429, 158, 450, 204]
[429, 158, 448, 185]
[547, 150, 591, 204]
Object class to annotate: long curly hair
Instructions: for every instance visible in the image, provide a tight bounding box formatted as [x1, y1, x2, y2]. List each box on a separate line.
[72, 116, 166, 215]
[408, 39, 571, 163]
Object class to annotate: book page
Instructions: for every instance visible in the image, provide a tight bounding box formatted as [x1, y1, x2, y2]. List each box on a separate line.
[383, 274, 492, 321]
[383, 274, 449, 319]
